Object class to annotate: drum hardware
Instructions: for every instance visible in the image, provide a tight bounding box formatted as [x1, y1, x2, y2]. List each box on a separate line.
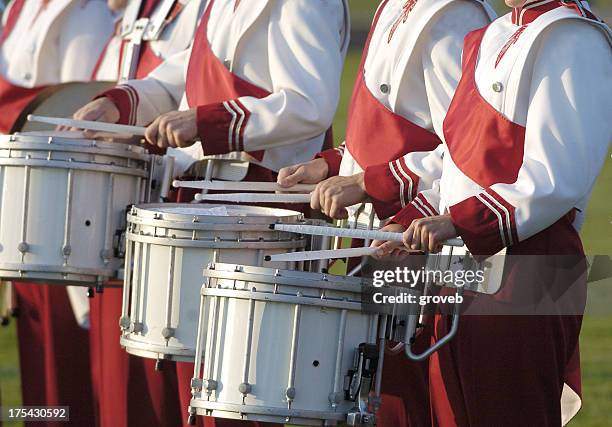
[344, 343, 378, 426]
[376, 244, 504, 362]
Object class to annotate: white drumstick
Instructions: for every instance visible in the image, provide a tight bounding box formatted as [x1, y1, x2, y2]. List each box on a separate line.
[194, 192, 311, 204]
[27, 115, 147, 136]
[265, 247, 378, 262]
[173, 180, 315, 193]
[270, 223, 464, 247]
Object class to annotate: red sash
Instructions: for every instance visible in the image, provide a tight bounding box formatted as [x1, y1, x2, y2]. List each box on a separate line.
[0, 0, 47, 133]
[185, 0, 268, 161]
[344, 0, 441, 169]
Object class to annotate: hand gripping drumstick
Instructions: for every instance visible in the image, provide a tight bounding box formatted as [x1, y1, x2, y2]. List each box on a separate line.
[270, 223, 464, 247]
[174, 180, 316, 193]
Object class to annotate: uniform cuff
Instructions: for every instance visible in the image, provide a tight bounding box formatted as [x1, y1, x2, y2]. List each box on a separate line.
[364, 160, 420, 219]
[390, 193, 438, 227]
[96, 85, 139, 125]
[314, 147, 344, 178]
[449, 190, 517, 256]
[196, 99, 265, 161]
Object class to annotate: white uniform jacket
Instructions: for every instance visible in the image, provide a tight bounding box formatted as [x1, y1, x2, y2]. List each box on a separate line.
[93, 0, 205, 81]
[0, 0, 114, 86]
[315, 0, 495, 221]
[102, 0, 350, 173]
[392, 1, 611, 260]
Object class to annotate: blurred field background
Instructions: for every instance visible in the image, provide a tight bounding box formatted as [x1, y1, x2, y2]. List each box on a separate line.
[1, 0, 611, 426]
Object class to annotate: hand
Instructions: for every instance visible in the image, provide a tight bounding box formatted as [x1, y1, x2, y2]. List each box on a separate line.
[59, 97, 120, 134]
[310, 173, 367, 219]
[402, 214, 458, 253]
[277, 158, 329, 188]
[371, 223, 408, 258]
[144, 109, 198, 149]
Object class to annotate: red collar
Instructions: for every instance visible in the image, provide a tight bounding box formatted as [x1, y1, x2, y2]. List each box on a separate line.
[511, 0, 562, 25]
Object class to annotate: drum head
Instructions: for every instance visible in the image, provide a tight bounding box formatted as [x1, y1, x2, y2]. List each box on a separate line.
[12, 81, 117, 133]
[133, 203, 303, 224]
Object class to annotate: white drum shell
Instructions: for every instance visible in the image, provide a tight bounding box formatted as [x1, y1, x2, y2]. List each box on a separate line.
[121, 204, 307, 361]
[191, 264, 378, 426]
[0, 133, 149, 284]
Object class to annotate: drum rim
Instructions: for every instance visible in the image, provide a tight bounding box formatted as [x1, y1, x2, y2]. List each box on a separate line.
[0, 262, 115, 284]
[129, 203, 304, 224]
[0, 133, 149, 159]
[205, 262, 368, 287]
[189, 400, 348, 422]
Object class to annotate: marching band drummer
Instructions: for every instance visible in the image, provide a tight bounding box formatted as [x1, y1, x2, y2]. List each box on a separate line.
[277, 0, 495, 425]
[71, 0, 350, 425]
[0, 0, 113, 425]
[375, 0, 611, 424]
[80, 0, 207, 426]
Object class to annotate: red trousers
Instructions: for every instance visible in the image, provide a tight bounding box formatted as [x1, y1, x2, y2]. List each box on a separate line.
[427, 218, 586, 426]
[89, 288, 182, 427]
[14, 283, 95, 427]
[428, 313, 582, 427]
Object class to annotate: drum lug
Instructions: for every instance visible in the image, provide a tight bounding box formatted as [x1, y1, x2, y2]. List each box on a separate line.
[238, 382, 251, 395]
[119, 316, 131, 330]
[190, 378, 203, 391]
[203, 379, 218, 393]
[129, 322, 144, 333]
[285, 386, 296, 402]
[328, 391, 342, 406]
[161, 327, 175, 339]
[17, 242, 29, 253]
[100, 249, 113, 264]
[62, 245, 72, 257]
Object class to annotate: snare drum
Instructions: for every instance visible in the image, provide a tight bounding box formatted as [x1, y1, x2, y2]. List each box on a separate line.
[189, 263, 380, 426]
[0, 132, 152, 285]
[119, 204, 307, 362]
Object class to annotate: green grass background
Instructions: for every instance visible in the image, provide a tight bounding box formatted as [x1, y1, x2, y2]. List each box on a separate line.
[1, 1, 611, 426]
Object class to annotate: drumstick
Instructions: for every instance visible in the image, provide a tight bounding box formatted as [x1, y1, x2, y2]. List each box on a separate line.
[27, 115, 147, 136]
[173, 180, 315, 193]
[264, 247, 378, 262]
[26, 115, 338, 152]
[194, 192, 312, 203]
[270, 223, 464, 247]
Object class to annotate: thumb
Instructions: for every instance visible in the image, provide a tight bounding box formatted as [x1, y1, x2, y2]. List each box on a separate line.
[278, 165, 306, 188]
